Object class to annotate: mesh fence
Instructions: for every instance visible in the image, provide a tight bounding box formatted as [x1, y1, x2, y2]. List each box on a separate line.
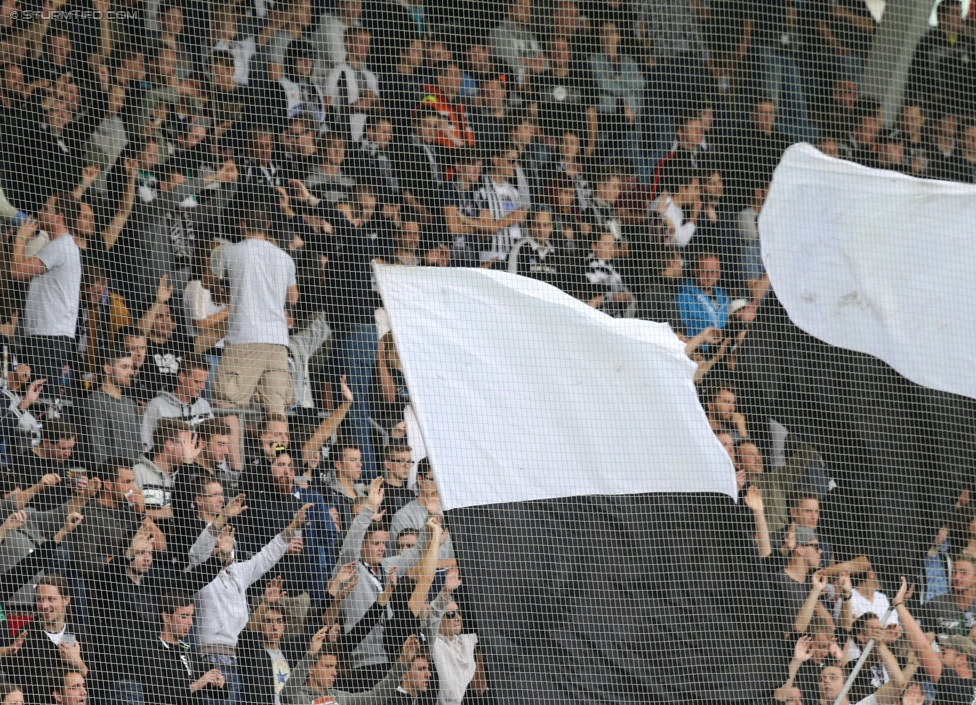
[0, 0, 973, 703]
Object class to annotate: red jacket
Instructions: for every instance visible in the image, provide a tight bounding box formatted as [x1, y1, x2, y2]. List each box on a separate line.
[419, 88, 475, 149]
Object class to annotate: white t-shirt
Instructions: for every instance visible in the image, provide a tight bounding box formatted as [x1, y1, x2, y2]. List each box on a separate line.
[836, 588, 899, 660]
[184, 279, 227, 348]
[212, 238, 296, 346]
[24, 233, 82, 337]
[433, 633, 479, 705]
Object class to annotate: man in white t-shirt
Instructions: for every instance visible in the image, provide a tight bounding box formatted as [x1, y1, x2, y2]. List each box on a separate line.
[211, 208, 299, 416]
[835, 564, 901, 661]
[9, 195, 83, 390]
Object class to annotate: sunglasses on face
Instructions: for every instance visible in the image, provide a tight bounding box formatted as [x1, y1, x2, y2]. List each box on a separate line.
[444, 610, 460, 620]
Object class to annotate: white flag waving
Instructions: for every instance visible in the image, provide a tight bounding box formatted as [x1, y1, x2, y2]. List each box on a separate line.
[761, 143, 976, 400]
[374, 265, 736, 511]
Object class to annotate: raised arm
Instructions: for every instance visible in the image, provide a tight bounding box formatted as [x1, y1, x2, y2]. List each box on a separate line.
[408, 519, 443, 618]
[302, 376, 353, 467]
[743, 485, 772, 557]
[837, 572, 854, 633]
[423, 567, 461, 643]
[794, 570, 829, 634]
[893, 577, 942, 682]
[341, 636, 418, 705]
[336, 478, 384, 571]
[822, 555, 872, 578]
[138, 275, 174, 336]
[102, 159, 137, 251]
[247, 575, 286, 631]
[774, 636, 813, 702]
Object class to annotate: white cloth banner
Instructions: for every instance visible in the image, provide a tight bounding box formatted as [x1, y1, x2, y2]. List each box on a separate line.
[761, 143, 976, 400]
[374, 265, 736, 511]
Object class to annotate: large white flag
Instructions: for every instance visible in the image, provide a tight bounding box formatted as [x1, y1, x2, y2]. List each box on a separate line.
[760, 143, 976, 400]
[374, 265, 736, 511]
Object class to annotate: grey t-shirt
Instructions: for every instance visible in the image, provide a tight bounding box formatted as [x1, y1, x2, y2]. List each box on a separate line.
[25, 233, 82, 337]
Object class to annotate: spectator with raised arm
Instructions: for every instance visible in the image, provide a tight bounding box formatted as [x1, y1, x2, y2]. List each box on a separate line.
[389, 462, 455, 568]
[894, 576, 976, 704]
[89, 518, 227, 705]
[334, 477, 394, 687]
[774, 526, 835, 637]
[425, 568, 487, 704]
[283, 629, 419, 705]
[238, 577, 292, 705]
[191, 502, 312, 705]
[134, 418, 201, 537]
[9, 198, 82, 390]
[845, 612, 907, 702]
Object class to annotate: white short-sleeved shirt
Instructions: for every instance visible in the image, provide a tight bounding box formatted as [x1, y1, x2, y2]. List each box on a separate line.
[837, 588, 900, 661]
[212, 238, 296, 346]
[184, 279, 227, 348]
[24, 233, 82, 337]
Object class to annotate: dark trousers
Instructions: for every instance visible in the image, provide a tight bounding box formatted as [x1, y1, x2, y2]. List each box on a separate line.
[22, 335, 75, 395]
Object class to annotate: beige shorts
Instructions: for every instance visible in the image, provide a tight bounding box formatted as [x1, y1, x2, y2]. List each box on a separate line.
[213, 343, 293, 410]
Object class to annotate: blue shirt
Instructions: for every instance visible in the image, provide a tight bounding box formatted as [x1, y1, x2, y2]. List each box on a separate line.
[677, 281, 730, 338]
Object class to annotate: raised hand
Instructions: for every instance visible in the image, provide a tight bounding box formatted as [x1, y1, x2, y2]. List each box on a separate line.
[62, 512, 83, 533]
[399, 635, 420, 664]
[81, 164, 100, 187]
[288, 178, 315, 205]
[329, 561, 358, 597]
[340, 374, 353, 403]
[58, 639, 84, 669]
[743, 484, 764, 513]
[444, 567, 462, 593]
[308, 626, 330, 656]
[263, 575, 286, 604]
[827, 637, 845, 661]
[53, 512, 84, 544]
[222, 493, 248, 519]
[0, 630, 27, 658]
[156, 274, 173, 305]
[16, 215, 38, 242]
[218, 159, 238, 183]
[837, 572, 853, 599]
[811, 570, 828, 593]
[367, 476, 385, 512]
[894, 575, 915, 606]
[426, 516, 443, 539]
[21, 378, 47, 407]
[77, 476, 102, 498]
[783, 523, 797, 553]
[794, 635, 814, 663]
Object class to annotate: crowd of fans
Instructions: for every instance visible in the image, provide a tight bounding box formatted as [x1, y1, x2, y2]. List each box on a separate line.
[0, 0, 970, 703]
